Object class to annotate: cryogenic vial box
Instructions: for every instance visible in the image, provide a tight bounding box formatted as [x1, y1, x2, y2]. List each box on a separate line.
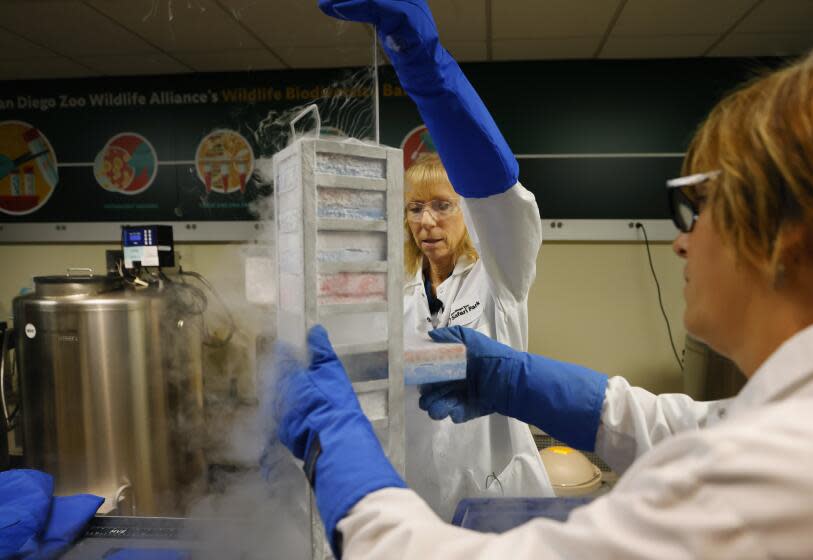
[274, 137, 404, 560]
[273, 136, 404, 466]
[404, 336, 467, 385]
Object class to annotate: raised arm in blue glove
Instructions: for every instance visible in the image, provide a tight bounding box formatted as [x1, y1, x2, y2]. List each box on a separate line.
[275, 325, 406, 557]
[318, 0, 517, 198]
[420, 326, 609, 452]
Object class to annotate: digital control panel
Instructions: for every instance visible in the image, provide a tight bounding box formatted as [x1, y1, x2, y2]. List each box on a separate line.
[121, 225, 175, 269]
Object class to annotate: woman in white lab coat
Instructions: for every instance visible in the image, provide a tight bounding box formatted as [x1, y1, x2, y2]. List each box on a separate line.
[275, 4, 813, 556]
[324, 0, 555, 522]
[401, 154, 551, 520]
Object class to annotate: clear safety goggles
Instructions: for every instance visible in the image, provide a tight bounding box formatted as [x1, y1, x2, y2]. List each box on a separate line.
[405, 199, 461, 222]
[666, 170, 721, 233]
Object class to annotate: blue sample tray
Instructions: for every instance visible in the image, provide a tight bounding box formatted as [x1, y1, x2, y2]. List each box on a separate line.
[452, 497, 594, 533]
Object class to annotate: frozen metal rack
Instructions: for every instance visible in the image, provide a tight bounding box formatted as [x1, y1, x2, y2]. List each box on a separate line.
[273, 135, 404, 560]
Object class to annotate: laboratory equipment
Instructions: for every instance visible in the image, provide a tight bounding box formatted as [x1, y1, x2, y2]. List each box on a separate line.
[539, 446, 603, 497]
[404, 336, 466, 385]
[121, 225, 175, 270]
[0, 321, 9, 471]
[273, 134, 404, 559]
[63, 517, 208, 558]
[5, 268, 206, 515]
[452, 497, 594, 533]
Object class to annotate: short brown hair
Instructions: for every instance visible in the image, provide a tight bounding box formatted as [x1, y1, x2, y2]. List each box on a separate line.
[683, 51, 813, 271]
[403, 153, 478, 277]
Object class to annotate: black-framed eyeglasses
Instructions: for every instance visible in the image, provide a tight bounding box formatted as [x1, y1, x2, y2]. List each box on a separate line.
[666, 170, 721, 233]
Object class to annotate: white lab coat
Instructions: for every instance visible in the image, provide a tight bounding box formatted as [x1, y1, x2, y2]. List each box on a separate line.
[403, 182, 553, 520]
[340, 324, 813, 559]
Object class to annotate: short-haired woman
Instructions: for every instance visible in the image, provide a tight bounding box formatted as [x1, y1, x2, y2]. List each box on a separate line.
[276, 3, 813, 557]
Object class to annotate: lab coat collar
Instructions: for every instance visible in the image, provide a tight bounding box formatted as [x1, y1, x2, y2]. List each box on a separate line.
[728, 323, 813, 416]
[405, 255, 477, 288]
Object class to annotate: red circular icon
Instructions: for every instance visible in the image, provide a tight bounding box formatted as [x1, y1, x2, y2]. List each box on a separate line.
[400, 125, 437, 171]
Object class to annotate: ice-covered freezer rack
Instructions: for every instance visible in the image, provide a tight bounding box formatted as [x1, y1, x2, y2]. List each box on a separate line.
[273, 137, 404, 560]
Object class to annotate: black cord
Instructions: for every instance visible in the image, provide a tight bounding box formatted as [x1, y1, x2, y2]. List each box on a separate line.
[636, 223, 684, 371]
[485, 472, 504, 495]
[1, 334, 19, 432]
[180, 269, 237, 348]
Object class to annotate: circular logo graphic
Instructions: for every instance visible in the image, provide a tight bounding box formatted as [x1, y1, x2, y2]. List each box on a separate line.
[400, 124, 437, 171]
[93, 132, 158, 195]
[25, 323, 36, 339]
[0, 121, 59, 216]
[195, 129, 255, 194]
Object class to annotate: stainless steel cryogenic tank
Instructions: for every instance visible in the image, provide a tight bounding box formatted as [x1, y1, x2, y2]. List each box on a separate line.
[8, 271, 206, 515]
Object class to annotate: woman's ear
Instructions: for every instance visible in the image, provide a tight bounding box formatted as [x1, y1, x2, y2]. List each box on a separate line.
[779, 222, 811, 261]
[771, 222, 813, 289]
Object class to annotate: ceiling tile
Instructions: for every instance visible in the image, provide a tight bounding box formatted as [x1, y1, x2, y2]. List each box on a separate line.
[600, 34, 717, 58]
[0, 28, 55, 59]
[613, 0, 755, 35]
[76, 52, 193, 76]
[174, 49, 285, 72]
[0, 57, 99, 80]
[0, 1, 158, 56]
[217, 0, 369, 47]
[492, 37, 602, 61]
[493, 0, 621, 39]
[2, 0, 806, 76]
[429, 0, 487, 42]
[444, 41, 488, 62]
[88, 0, 262, 52]
[708, 32, 813, 56]
[273, 45, 373, 69]
[736, 0, 813, 33]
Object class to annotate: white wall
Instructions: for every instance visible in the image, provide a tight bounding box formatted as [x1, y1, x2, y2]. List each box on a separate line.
[0, 240, 686, 394]
[529, 242, 686, 394]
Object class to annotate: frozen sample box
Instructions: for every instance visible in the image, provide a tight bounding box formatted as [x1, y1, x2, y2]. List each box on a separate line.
[274, 136, 405, 560]
[273, 136, 404, 460]
[404, 336, 467, 385]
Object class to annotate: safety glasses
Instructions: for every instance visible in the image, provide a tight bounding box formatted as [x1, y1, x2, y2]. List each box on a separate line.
[405, 199, 460, 223]
[666, 170, 721, 233]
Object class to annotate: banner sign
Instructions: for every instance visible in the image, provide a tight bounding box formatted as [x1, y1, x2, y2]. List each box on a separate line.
[0, 58, 778, 225]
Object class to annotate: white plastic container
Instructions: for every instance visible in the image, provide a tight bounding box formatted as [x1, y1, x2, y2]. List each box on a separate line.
[404, 336, 467, 385]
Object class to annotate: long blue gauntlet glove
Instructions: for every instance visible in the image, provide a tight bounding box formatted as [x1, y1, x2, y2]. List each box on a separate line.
[318, 0, 518, 198]
[0, 469, 103, 559]
[421, 326, 609, 452]
[276, 326, 405, 558]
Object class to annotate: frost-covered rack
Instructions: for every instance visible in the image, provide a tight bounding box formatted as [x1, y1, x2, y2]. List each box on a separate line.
[273, 137, 404, 559]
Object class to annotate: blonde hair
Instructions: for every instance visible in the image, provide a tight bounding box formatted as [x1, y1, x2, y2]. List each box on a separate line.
[403, 153, 478, 277]
[683, 51, 813, 271]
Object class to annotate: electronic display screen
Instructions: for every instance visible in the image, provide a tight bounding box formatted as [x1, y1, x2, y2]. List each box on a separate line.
[127, 231, 143, 244]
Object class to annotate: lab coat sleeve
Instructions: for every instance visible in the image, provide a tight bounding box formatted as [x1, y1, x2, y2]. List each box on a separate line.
[338, 480, 759, 560]
[595, 375, 725, 474]
[339, 415, 789, 560]
[461, 182, 542, 302]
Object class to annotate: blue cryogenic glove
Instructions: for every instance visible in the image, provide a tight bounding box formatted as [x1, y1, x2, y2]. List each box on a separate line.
[36, 494, 105, 558]
[420, 326, 609, 452]
[0, 469, 103, 559]
[318, 0, 518, 198]
[0, 469, 53, 557]
[276, 325, 406, 557]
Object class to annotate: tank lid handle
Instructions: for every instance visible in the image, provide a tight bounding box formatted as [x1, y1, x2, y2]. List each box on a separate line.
[66, 267, 94, 278]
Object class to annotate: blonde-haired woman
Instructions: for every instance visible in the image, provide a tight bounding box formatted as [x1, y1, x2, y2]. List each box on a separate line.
[401, 152, 552, 519]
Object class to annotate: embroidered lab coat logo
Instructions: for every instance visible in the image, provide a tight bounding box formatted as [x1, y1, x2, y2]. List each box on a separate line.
[450, 300, 481, 322]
